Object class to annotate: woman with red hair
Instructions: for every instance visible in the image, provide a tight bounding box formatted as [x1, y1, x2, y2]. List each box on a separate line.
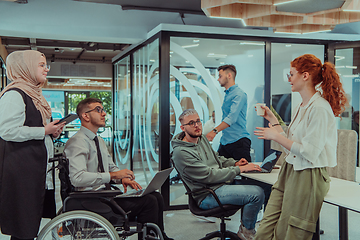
[254, 54, 347, 240]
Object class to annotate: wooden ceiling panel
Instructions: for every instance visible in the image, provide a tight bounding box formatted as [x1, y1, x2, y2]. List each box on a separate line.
[202, 0, 360, 33]
[246, 15, 305, 28]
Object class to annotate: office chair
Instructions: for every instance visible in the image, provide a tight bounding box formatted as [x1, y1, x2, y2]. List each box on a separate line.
[171, 160, 242, 240]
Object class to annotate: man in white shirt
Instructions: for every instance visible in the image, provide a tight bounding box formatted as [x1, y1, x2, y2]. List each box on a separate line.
[64, 98, 173, 240]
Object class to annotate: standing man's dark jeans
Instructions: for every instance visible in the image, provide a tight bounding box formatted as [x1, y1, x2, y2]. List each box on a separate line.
[218, 137, 251, 162]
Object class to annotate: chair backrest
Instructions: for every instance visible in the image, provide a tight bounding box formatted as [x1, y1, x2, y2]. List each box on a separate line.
[49, 153, 74, 201]
[327, 129, 358, 181]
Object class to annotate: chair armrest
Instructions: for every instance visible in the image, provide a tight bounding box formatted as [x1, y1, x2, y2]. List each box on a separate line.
[186, 187, 226, 211]
[69, 189, 122, 198]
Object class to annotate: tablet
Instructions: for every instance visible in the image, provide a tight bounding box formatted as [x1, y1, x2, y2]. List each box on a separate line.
[55, 113, 79, 125]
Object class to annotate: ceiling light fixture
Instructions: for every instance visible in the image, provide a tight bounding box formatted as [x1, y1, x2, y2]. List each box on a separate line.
[273, 31, 300, 34]
[207, 53, 227, 58]
[181, 44, 199, 48]
[346, 66, 357, 69]
[273, 0, 300, 6]
[301, 30, 332, 34]
[240, 42, 265, 46]
[343, 9, 360, 12]
[335, 56, 346, 61]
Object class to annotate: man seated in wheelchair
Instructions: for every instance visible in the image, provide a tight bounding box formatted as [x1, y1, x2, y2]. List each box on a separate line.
[64, 97, 173, 240]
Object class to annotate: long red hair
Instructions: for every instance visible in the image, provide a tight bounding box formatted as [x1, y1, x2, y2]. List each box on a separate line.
[291, 54, 348, 117]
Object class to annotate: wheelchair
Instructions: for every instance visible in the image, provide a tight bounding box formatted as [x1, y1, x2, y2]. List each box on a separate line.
[37, 154, 164, 240]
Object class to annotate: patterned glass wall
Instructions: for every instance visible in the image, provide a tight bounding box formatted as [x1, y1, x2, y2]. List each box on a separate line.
[169, 37, 265, 205]
[132, 39, 160, 184]
[113, 56, 131, 170]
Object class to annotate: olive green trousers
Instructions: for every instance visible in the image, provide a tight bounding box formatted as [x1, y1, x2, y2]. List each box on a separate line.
[255, 162, 330, 240]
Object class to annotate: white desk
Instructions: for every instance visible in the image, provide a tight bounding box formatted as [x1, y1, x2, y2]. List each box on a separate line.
[242, 168, 360, 240]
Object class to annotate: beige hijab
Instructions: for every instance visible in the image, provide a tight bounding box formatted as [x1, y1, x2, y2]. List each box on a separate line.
[0, 50, 51, 126]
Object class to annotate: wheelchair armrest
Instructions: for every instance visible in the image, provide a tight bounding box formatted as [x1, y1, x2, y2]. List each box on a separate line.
[69, 189, 122, 198]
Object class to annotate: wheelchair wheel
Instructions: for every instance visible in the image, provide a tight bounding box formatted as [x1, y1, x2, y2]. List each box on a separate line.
[37, 210, 120, 240]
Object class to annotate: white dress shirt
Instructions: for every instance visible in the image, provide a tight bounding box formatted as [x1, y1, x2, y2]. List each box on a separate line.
[0, 90, 54, 189]
[282, 92, 337, 171]
[64, 126, 120, 191]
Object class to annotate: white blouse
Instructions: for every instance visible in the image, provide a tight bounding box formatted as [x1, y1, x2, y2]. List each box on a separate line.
[282, 92, 337, 171]
[0, 90, 54, 189]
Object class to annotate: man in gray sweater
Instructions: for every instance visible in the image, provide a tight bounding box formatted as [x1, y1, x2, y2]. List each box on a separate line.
[171, 109, 264, 240]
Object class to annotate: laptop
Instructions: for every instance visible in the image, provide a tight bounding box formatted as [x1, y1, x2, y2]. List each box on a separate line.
[247, 149, 282, 173]
[116, 167, 174, 198]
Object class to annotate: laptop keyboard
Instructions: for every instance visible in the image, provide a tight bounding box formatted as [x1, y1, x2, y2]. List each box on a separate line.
[126, 188, 145, 196]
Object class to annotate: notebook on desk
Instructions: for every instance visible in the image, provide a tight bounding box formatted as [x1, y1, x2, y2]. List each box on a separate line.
[115, 167, 174, 198]
[247, 149, 282, 173]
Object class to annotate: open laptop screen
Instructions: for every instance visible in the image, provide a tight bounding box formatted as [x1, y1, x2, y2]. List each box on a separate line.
[260, 149, 282, 171]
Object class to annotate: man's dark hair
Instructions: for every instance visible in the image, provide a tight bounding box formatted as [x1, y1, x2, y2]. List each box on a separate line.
[218, 64, 237, 77]
[76, 98, 103, 120]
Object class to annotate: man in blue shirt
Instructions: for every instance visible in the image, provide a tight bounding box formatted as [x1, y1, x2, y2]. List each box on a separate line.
[206, 64, 252, 162]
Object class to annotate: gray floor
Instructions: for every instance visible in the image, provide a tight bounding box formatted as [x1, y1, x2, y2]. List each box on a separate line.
[0, 201, 359, 239]
[1, 170, 359, 239]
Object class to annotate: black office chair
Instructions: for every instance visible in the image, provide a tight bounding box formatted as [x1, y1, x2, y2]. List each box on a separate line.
[171, 159, 242, 240]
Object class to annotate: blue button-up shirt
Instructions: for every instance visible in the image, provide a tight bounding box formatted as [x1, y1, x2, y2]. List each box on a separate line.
[221, 84, 250, 145]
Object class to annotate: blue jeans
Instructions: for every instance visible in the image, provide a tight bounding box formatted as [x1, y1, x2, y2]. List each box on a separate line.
[199, 179, 264, 230]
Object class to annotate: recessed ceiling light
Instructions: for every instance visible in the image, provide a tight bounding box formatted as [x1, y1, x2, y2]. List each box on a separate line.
[346, 66, 357, 69]
[302, 30, 331, 34]
[207, 53, 227, 58]
[181, 44, 199, 49]
[343, 9, 360, 12]
[285, 44, 292, 47]
[193, 39, 200, 43]
[335, 56, 345, 61]
[240, 42, 265, 46]
[273, 0, 300, 6]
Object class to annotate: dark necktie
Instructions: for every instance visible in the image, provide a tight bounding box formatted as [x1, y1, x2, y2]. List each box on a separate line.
[94, 136, 111, 190]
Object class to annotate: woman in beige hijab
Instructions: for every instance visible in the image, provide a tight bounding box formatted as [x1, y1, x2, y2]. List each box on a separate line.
[0, 50, 65, 240]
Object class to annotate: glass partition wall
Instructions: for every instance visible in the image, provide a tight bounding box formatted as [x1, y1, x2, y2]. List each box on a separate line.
[112, 29, 354, 209]
[333, 46, 360, 172]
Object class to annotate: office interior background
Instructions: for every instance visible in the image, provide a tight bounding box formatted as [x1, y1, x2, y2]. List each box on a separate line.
[1, 0, 360, 238]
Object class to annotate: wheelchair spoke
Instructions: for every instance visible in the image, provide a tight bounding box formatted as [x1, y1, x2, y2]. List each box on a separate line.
[37, 210, 119, 240]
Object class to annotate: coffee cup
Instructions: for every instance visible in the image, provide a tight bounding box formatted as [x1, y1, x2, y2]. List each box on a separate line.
[256, 103, 266, 116]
